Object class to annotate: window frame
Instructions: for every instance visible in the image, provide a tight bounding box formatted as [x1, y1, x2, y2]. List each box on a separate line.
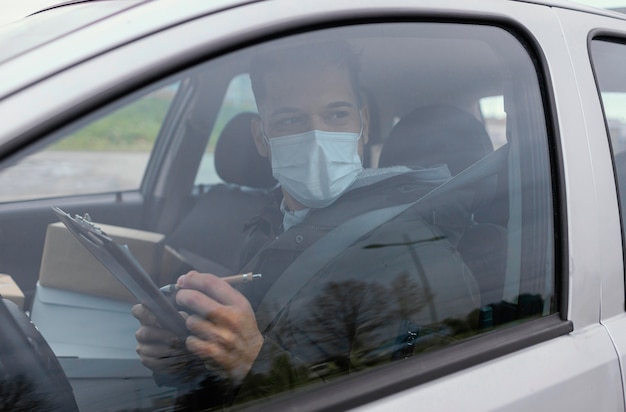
[589, 34, 626, 309]
[0, 4, 570, 410]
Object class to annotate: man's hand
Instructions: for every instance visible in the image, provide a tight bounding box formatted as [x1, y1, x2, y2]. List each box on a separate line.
[175, 271, 264, 383]
[132, 304, 193, 377]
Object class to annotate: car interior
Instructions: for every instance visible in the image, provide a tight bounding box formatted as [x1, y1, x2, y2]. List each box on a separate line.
[0, 21, 556, 409]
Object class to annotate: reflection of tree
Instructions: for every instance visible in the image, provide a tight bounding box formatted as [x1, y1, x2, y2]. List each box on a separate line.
[300, 274, 439, 374]
[234, 273, 483, 406]
[390, 272, 432, 320]
[0, 375, 48, 412]
[233, 272, 548, 409]
[236, 353, 312, 405]
[303, 280, 390, 370]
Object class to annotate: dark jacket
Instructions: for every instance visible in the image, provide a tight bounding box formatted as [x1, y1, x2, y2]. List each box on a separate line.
[178, 169, 480, 408]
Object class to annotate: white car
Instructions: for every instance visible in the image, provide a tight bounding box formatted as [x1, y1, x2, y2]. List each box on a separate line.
[1, 0, 626, 410]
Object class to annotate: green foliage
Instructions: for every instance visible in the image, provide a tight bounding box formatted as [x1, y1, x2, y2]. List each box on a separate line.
[51, 95, 173, 152]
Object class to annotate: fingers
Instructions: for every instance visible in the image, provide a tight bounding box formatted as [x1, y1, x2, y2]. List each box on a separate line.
[156, 271, 263, 381]
[134, 321, 186, 373]
[138, 341, 185, 363]
[177, 271, 247, 307]
[184, 316, 264, 382]
[133, 303, 191, 375]
[132, 303, 158, 326]
[136, 339, 194, 375]
[135, 323, 180, 345]
[185, 313, 233, 344]
[133, 303, 189, 331]
[176, 288, 224, 320]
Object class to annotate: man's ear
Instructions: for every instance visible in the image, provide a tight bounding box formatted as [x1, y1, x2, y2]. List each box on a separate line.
[251, 115, 269, 158]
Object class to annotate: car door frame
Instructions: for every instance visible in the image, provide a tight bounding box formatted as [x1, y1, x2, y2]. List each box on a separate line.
[0, 0, 621, 410]
[561, 7, 626, 411]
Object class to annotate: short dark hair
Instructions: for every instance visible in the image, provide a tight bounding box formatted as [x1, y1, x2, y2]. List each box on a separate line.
[249, 40, 362, 107]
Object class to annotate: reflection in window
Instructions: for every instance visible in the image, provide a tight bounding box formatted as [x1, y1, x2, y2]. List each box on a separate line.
[480, 95, 508, 149]
[194, 74, 257, 186]
[600, 92, 626, 155]
[161, 23, 555, 407]
[15, 22, 557, 411]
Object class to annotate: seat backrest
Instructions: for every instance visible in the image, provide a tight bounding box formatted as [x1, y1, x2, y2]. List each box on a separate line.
[378, 104, 506, 306]
[213, 112, 276, 189]
[379, 104, 493, 174]
[165, 112, 277, 276]
[379, 104, 499, 217]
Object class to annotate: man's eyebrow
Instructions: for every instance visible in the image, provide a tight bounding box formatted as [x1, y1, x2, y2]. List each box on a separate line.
[326, 101, 356, 109]
[269, 101, 356, 117]
[269, 107, 301, 117]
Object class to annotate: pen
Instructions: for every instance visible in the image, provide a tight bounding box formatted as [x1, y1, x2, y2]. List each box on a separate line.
[222, 272, 263, 284]
[160, 272, 262, 294]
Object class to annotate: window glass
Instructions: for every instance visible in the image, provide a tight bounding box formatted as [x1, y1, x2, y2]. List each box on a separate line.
[591, 39, 626, 248]
[480, 95, 508, 149]
[194, 74, 257, 186]
[601, 92, 626, 154]
[0, 84, 178, 202]
[2, 22, 555, 411]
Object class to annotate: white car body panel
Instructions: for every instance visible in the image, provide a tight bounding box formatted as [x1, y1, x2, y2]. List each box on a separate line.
[354, 324, 623, 411]
[1, 0, 626, 411]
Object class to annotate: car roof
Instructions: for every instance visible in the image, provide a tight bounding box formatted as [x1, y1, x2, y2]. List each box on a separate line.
[0, 0, 258, 99]
[0, 0, 149, 65]
[523, 0, 626, 17]
[0, 0, 625, 102]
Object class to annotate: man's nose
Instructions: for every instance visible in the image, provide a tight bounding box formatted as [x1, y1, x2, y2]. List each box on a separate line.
[309, 116, 326, 132]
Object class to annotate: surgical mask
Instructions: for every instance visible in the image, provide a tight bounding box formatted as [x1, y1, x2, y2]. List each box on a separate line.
[265, 129, 363, 209]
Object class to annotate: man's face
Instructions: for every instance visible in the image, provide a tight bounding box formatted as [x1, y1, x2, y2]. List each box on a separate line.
[251, 63, 370, 211]
[252, 64, 369, 159]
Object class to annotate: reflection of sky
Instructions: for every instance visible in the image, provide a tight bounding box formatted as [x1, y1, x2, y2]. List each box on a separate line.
[603, 93, 626, 122]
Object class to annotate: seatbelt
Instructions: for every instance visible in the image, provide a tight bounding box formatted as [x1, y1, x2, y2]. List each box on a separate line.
[256, 144, 509, 332]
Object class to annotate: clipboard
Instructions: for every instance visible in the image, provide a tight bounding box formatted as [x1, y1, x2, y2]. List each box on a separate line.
[51, 207, 188, 339]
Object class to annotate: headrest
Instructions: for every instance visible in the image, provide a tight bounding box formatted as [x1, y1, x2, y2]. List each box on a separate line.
[378, 104, 494, 175]
[214, 112, 276, 189]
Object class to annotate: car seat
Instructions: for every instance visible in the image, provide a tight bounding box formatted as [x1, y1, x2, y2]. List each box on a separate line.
[164, 112, 277, 277]
[378, 104, 507, 306]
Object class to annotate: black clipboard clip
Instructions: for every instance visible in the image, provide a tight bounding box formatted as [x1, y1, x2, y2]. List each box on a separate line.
[51, 207, 188, 339]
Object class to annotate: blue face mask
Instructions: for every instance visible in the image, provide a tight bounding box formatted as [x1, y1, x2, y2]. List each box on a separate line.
[265, 129, 363, 209]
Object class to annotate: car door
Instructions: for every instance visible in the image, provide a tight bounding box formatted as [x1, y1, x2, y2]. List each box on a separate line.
[0, 1, 623, 411]
[348, 4, 626, 412]
[579, 7, 626, 410]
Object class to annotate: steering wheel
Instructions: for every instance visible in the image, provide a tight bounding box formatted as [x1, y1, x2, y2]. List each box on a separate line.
[0, 298, 78, 411]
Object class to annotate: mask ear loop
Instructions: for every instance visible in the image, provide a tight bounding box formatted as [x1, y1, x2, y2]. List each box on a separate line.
[357, 108, 365, 141]
[260, 123, 271, 145]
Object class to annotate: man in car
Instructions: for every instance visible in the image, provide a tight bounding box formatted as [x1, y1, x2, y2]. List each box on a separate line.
[133, 40, 480, 407]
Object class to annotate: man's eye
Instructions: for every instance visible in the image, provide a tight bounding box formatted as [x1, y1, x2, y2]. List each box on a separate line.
[275, 116, 304, 128]
[327, 110, 351, 123]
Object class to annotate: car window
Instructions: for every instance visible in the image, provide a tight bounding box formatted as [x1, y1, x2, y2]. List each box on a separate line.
[1, 21, 556, 412]
[0, 83, 178, 203]
[480, 95, 508, 149]
[591, 39, 626, 257]
[194, 74, 257, 186]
